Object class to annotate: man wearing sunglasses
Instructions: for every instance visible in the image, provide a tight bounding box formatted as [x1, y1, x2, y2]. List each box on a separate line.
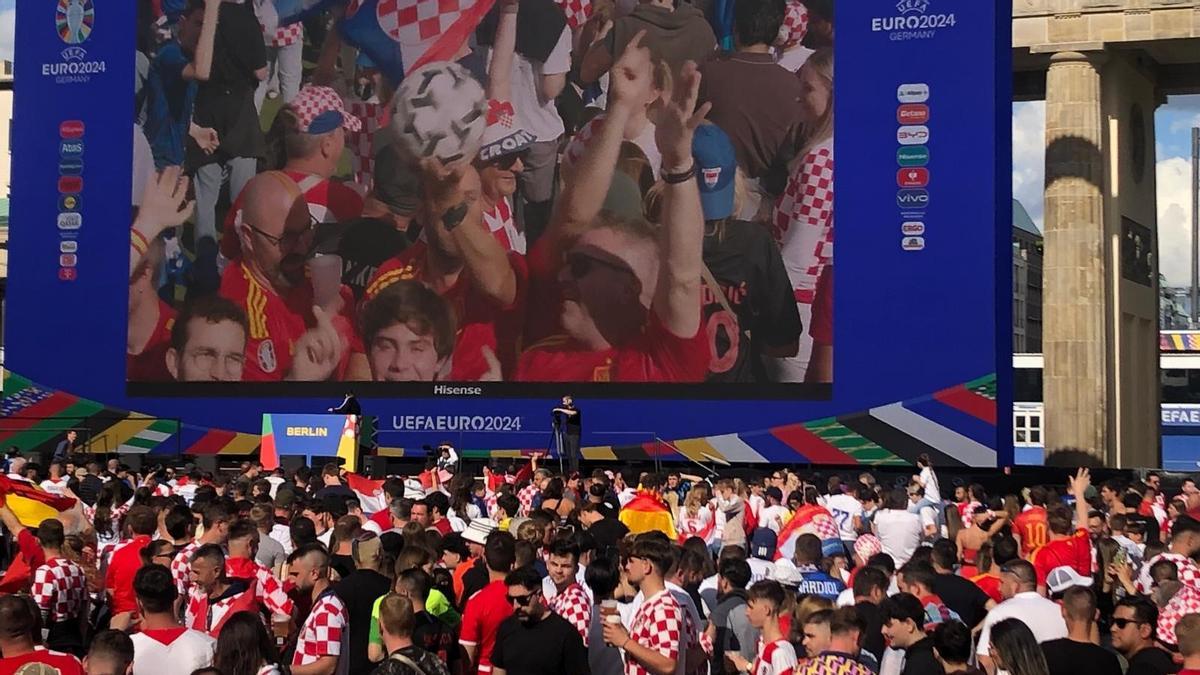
[491, 566, 588, 675]
[476, 100, 535, 255]
[516, 37, 710, 383]
[1111, 596, 1176, 675]
[220, 170, 358, 381]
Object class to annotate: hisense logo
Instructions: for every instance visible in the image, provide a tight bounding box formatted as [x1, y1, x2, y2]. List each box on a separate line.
[897, 0, 929, 14]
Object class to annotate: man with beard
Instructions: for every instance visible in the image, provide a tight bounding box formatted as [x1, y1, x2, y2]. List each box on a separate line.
[516, 36, 710, 383]
[491, 565, 588, 675]
[289, 544, 348, 675]
[219, 170, 358, 381]
[165, 296, 248, 382]
[359, 280, 458, 381]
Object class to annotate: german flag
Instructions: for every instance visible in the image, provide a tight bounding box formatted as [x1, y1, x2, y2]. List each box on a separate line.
[618, 490, 677, 540]
[0, 475, 77, 528]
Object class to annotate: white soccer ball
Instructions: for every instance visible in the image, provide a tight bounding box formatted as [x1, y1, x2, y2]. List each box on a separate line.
[389, 62, 488, 167]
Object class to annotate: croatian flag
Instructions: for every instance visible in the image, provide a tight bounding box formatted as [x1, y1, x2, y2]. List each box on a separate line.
[339, 0, 496, 84]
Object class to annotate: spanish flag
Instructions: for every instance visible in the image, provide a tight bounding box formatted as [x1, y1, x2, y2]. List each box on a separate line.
[619, 490, 677, 540]
[0, 475, 76, 528]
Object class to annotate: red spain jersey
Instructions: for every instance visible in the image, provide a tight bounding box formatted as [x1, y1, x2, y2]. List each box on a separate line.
[1032, 529, 1091, 587]
[515, 314, 709, 383]
[127, 300, 177, 381]
[1013, 506, 1049, 558]
[105, 535, 152, 615]
[364, 241, 528, 380]
[219, 262, 358, 381]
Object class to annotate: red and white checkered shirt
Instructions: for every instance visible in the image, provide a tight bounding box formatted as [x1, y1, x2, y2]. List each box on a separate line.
[292, 592, 347, 666]
[271, 22, 303, 47]
[1139, 551, 1200, 594]
[772, 138, 833, 305]
[625, 589, 682, 675]
[518, 484, 540, 517]
[226, 558, 294, 617]
[549, 582, 592, 646]
[172, 540, 201, 599]
[554, 0, 592, 29]
[347, 101, 387, 191]
[31, 557, 87, 623]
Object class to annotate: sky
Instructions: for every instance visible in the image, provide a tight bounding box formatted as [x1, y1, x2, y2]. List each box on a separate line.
[1015, 94, 1200, 287]
[0, 0, 11, 64]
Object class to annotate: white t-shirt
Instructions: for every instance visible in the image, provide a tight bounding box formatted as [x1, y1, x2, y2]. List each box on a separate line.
[872, 509, 923, 566]
[753, 639, 798, 675]
[131, 627, 216, 675]
[758, 504, 789, 534]
[975, 592, 1067, 656]
[825, 494, 863, 541]
[747, 557, 775, 584]
[775, 45, 814, 73]
[502, 27, 572, 142]
[919, 466, 941, 504]
[40, 478, 69, 497]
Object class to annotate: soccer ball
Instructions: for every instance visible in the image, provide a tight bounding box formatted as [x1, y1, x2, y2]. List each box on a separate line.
[389, 62, 488, 167]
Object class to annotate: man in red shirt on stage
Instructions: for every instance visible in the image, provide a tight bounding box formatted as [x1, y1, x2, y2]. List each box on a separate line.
[105, 506, 159, 630]
[219, 171, 360, 381]
[516, 37, 709, 382]
[1032, 468, 1093, 594]
[1013, 485, 1050, 559]
[220, 85, 364, 262]
[364, 161, 528, 382]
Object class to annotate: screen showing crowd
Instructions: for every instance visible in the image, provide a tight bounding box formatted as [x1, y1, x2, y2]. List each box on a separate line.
[127, 0, 834, 390]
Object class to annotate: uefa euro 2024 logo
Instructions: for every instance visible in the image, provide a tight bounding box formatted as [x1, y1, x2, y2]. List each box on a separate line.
[56, 0, 95, 45]
[873, 0, 954, 40]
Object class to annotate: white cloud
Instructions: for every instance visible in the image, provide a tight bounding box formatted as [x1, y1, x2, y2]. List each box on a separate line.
[0, 8, 12, 63]
[1158, 155, 1196, 286]
[1012, 101, 1046, 230]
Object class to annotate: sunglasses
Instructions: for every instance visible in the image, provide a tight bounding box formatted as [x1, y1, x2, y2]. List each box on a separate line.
[1111, 618, 1144, 629]
[506, 592, 537, 606]
[491, 150, 529, 170]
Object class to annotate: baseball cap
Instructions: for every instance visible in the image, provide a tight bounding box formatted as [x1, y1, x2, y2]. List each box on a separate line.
[1046, 566, 1093, 595]
[274, 489, 298, 510]
[463, 518, 498, 546]
[289, 85, 362, 135]
[371, 143, 422, 216]
[854, 534, 883, 562]
[692, 124, 737, 221]
[478, 99, 535, 164]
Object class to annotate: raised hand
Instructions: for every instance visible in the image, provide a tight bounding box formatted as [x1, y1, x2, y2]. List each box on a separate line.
[609, 31, 653, 112]
[134, 166, 194, 238]
[655, 60, 711, 171]
[1068, 467, 1091, 498]
[288, 306, 344, 381]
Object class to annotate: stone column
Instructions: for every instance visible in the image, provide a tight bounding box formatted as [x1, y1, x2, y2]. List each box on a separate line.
[1042, 51, 1108, 464]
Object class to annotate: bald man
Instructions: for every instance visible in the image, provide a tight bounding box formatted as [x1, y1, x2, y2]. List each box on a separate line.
[219, 171, 359, 381]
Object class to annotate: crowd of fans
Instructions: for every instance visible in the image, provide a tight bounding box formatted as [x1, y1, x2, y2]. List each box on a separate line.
[127, 0, 834, 385]
[4, 449, 1200, 675]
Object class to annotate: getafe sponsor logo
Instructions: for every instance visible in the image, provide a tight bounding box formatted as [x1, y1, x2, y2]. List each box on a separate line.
[57, 213, 82, 230]
[897, 125, 930, 145]
[897, 168, 929, 188]
[897, 146, 930, 167]
[902, 237, 926, 251]
[902, 221, 926, 236]
[897, 188, 930, 209]
[896, 104, 930, 125]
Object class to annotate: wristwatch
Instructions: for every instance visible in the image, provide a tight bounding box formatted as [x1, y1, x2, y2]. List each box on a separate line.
[662, 163, 696, 185]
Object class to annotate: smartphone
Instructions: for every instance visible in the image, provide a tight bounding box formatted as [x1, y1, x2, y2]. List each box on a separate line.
[1114, 546, 1128, 567]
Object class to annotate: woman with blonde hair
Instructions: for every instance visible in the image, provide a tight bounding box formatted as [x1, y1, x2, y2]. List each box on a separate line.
[769, 47, 833, 383]
[677, 483, 722, 551]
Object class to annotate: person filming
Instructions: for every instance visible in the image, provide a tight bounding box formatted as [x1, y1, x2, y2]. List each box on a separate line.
[552, 396, 582, 474]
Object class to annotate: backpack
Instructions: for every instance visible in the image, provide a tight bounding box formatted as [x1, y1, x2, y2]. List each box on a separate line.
[749, 527, 777, 561]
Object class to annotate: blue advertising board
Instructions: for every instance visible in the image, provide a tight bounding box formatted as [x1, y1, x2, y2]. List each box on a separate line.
[4, 0, 1012, 466]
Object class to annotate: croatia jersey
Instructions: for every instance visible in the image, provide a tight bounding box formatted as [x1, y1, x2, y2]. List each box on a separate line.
[772, 137, 833, 305]
[484, 198, 525, 255]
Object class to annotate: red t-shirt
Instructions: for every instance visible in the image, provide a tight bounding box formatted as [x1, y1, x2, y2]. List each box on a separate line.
[220, 171, 364, 260]
[523, 236, 565, 347]
[0, 647, 83, 675]
[432, 518, 454, 536]
[219, 262, 358, 381]
[459, 580, 513, 672]
[0, 529, 47, 594]
[1012, 506, 1049, 558]
[970, 573, 1002, 604]
[128, 300, 177, 382]
[516, 313, 710, 382]
[1032, 529, 1091, 586]
[106, 535, 152, 615]
[364, 241, 529, 380]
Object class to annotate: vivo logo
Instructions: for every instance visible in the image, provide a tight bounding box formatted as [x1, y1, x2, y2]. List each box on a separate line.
[897, 189, 930, 208]
[897, 125, 930, 145]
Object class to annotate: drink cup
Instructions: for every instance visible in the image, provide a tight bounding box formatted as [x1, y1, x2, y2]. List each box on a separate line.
[604, 612, 623, 647]
[600, 599, 618, 617]
[308, 254, 343, 310]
